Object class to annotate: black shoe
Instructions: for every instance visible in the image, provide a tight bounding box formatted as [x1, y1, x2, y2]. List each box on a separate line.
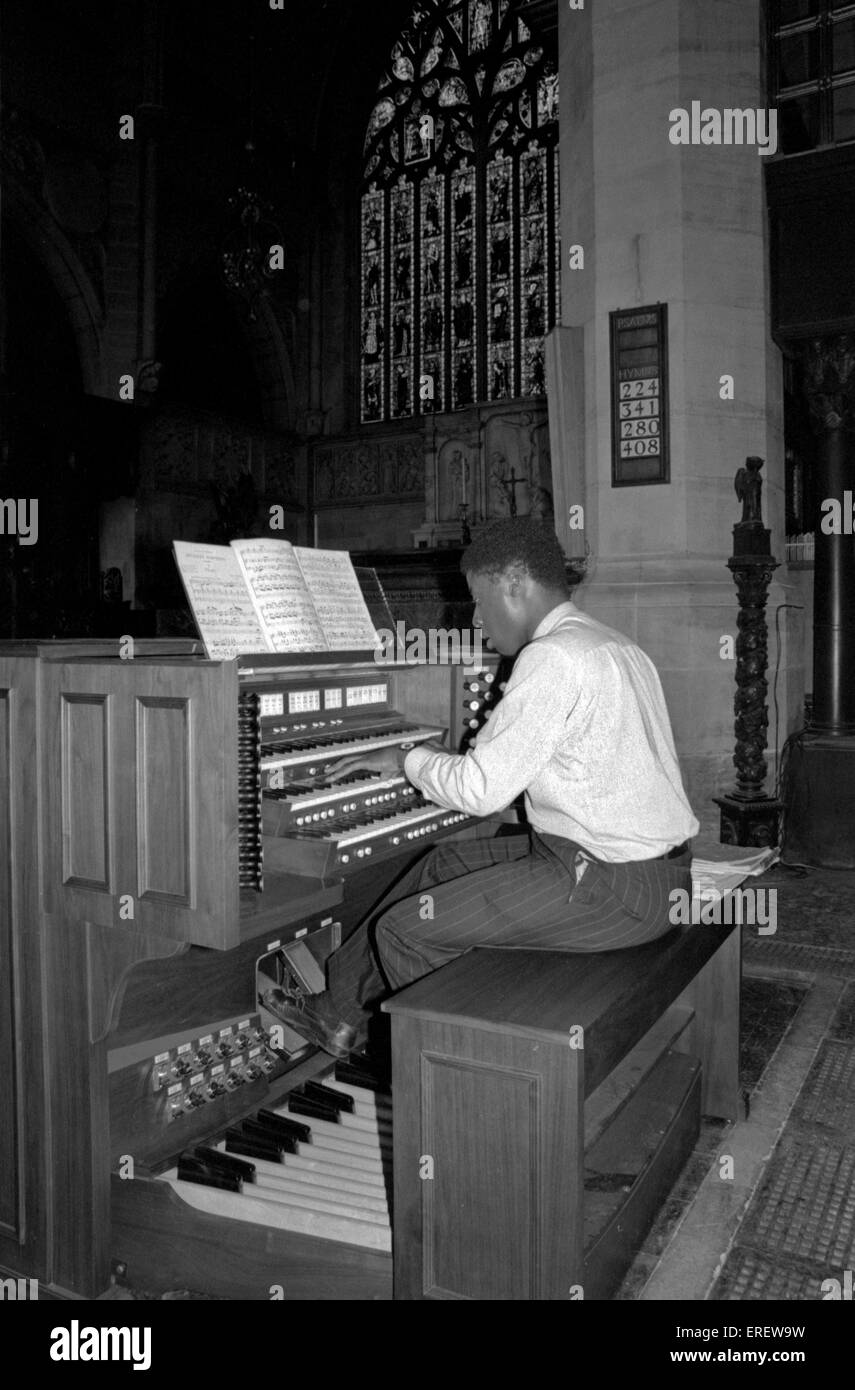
[260, 987, 358, 1060]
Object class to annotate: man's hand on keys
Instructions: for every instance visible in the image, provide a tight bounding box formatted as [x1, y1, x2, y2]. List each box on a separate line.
[325, 738, 449, 783]
[325, 748, 402, 782]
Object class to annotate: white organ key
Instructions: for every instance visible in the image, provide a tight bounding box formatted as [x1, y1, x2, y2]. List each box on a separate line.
[253, 1173, 389, 1220]
[161, 1172, 391, 1253]
[213, 1141, 387, 1193]
[284, 1129, 387, 1172]
[246, 1176, 389, 1226]
[277, 1105, 389, 1153]
[245, 1156, 387, 1206]
[260, 724, 442, 771]
[328, 1109, 391, 1138]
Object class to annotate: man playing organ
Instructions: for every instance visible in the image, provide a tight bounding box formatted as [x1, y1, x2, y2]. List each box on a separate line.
[267, 518, 698, 1059]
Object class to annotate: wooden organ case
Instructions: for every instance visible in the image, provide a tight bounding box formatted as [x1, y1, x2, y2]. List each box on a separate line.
[0, 639, 502, 1299]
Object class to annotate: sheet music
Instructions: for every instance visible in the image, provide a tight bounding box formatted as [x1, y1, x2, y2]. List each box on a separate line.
[172, 542, 269, 659]
[294, 547, 379, 650]
[231, 539, 327, 652]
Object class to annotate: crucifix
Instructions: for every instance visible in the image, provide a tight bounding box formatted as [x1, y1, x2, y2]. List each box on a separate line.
[496, 467, 523, 517]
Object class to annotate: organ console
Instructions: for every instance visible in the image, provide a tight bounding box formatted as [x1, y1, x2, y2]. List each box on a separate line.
[0, 637, 506, 1299]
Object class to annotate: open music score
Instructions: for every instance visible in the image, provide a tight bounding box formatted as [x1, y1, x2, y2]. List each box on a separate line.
[173, 539, 379, 660]
[231, 540, 328, 651]
[171, 543, 268, 659]
[284, 548, 381, 653]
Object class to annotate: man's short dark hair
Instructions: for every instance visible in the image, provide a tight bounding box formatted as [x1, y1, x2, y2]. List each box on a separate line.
[462, 518, 569, 590]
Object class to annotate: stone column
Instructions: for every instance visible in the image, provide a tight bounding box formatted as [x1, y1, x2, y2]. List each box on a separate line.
[800, 336, 855, 734]
[554, 0, 804, 832]
[781, 336, 855, 868]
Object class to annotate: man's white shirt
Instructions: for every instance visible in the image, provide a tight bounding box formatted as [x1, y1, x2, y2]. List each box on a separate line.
[403, 601, 699, 862]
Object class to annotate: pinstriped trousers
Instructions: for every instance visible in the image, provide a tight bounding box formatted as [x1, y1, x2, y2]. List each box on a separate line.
[326, 830, 693, 1027]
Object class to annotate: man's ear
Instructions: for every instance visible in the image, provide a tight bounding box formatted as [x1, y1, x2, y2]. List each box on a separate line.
[504, 565, 527, 599]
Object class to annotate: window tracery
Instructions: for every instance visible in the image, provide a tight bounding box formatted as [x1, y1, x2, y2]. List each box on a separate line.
[360, 0, 559, 423]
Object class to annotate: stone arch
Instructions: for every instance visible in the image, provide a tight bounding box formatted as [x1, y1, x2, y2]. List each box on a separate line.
[4, 172, 103, 395]
[242, 296, 297, 433]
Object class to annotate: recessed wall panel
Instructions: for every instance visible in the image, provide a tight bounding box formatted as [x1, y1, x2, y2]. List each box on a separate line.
[61, 694, 110, 889]
[0, 689, 20, 1235]
[136, 697, 192, 904]
[421, 1054, 540, 1299]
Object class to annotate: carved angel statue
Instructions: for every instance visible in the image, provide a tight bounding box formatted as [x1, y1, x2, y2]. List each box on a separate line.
[734, 455, 765, 525]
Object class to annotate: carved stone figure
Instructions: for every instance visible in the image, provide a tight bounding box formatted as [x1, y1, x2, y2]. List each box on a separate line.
[734, 455, 765, 525]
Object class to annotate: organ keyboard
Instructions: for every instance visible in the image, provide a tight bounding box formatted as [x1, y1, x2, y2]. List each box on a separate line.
[162, 1063, 393, 1257]
[243, 658, 504, 884]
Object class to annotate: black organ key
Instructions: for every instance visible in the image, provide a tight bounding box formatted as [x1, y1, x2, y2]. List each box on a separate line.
[287, 1093, 342, 1123]
[253, 1109, 312, 1144]
[335, 1060, 391, 1094]
[302, 1080, 355, 1114]
[239, 1116, 299, 1153]
[177, 1154, 242, 1193]
[225, 1126, 285, 1162]
[193, 1146, 255, 1181]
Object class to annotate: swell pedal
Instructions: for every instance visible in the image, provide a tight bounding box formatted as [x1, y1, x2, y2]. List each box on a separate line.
[277, 940, 327, 995]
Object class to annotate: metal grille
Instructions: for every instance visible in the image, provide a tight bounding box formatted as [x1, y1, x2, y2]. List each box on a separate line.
[738, 1136, 855, 1269]
[712, 1245, 840, 1301]
[792, 1040, 855, 1140]
[742, 936, 855, 978]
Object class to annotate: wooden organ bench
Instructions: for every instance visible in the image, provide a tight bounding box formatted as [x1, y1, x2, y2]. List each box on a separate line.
[384, 918, 740, 1300]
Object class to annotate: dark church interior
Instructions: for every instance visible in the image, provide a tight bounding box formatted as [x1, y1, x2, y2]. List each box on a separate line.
[1, 0, 854, 1337]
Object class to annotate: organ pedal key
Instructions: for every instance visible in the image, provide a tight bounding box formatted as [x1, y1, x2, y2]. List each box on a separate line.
[163, 1062, 394, 1255]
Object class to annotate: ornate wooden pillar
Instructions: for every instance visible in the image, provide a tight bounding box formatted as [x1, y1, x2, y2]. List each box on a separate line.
[714, 458, 782, 846]
[781, 335, 855, 868]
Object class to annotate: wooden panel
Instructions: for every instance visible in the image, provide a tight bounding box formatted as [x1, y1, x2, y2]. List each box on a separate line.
[60, 693, 111, 889]
[421, 1052, 541, 1300]
[391, 1015, 583, 1300]
[111, 1176, 392, 1301]
[387, 927, 740, 1301]
[0, 655, 47, 1281]
[136, 698, 191, 902]
[385, 929, 740, 1098]
[43, 912, 185, 1296]
[677, 925, 742, 1120]
[43, 659, 240, 948]
[0, 687, 19, 1237]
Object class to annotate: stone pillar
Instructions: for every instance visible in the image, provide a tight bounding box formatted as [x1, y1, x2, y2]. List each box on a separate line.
[781, 336, 855, 868]
[800, 336, 855, 734]
[555, 0, 804, 832]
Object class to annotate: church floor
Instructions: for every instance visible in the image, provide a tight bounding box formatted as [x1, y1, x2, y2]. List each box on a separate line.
[619, 862, 855, 1301]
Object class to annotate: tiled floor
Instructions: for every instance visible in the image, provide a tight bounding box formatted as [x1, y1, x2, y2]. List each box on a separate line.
[620, 863, 855, 1302]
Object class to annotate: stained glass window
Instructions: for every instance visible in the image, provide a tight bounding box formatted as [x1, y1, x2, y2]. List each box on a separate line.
[360, 0, 559, 423]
